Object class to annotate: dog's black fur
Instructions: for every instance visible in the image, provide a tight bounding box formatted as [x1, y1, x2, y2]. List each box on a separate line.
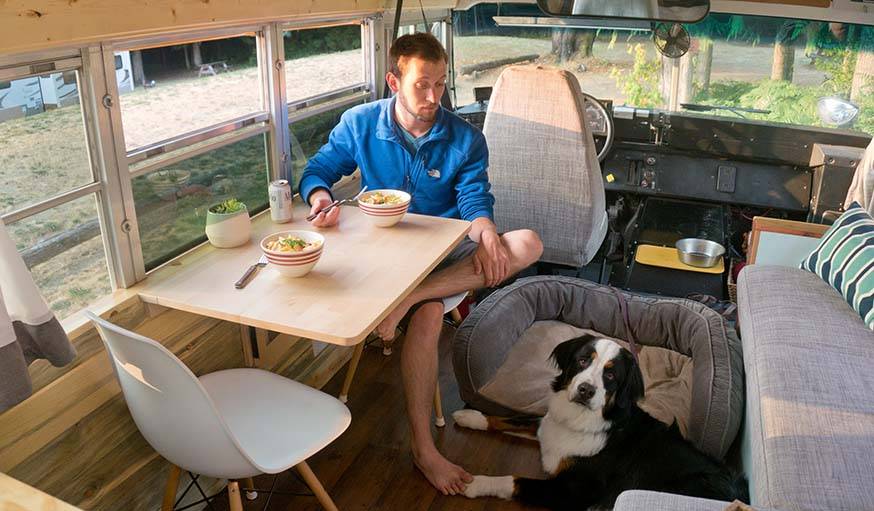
[466, 335, 748, 510]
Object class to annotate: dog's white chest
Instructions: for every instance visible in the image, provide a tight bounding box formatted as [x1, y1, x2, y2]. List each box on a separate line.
[537, 415, 608, 475]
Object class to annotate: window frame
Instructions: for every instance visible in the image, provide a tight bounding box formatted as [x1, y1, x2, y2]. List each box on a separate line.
[0, 14, 379, 313]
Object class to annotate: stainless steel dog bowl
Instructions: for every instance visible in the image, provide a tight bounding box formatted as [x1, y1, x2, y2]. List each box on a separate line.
[675, 238, 725, 268]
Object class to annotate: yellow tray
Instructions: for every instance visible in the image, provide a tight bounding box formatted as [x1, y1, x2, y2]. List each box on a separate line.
[635, 244, 724, 274]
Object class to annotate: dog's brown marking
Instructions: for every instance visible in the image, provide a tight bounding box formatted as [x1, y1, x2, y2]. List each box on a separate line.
[555, 457, 577, 475]
[604, 360, 614, 369]
[486, 416, 539, 437]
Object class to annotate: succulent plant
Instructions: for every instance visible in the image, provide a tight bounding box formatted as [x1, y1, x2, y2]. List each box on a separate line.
[209, 198, 246, 214]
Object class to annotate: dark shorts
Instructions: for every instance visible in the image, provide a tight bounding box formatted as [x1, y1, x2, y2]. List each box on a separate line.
[432, 236, 479, 273]
[402, 236, 479, 324]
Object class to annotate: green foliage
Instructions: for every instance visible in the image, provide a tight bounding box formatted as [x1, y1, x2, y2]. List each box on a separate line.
[696, 81, 755, 105]
[611, 43, 662, 108]
[694, 78, 874, 132]
[814, 48, 857, 94]
[209, 197, 246, 214]
[283, 25, 362, 60]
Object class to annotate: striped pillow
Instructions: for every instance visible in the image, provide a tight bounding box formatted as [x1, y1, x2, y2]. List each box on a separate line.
[800, 202, 874, 329]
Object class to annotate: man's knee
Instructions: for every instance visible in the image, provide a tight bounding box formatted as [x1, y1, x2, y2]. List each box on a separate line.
[409, 301, 445, 330]
[509, 229, 543, 266]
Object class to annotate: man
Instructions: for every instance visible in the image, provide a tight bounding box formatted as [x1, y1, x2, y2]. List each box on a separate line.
[299, 33, 542, 495]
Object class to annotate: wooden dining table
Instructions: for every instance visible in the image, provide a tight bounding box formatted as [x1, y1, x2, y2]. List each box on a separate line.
[132, 197, 471, 362]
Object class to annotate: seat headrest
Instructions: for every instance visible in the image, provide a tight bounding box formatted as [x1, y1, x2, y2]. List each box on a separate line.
[488, 65, 587, 132]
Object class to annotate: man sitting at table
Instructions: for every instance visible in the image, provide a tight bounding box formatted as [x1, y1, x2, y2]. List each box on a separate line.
[299, 32, 543, 496]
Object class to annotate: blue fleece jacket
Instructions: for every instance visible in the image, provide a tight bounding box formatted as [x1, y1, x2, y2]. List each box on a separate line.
[298, 98, 495, 222]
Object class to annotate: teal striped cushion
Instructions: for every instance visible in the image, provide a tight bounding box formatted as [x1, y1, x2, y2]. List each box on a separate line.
[800, 202, 874, 329]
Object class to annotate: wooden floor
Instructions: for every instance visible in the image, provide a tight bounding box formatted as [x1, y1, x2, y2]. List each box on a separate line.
[210, 323, 549, 511]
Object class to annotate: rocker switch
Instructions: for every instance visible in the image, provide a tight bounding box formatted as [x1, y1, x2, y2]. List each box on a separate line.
[716, 165, 737, 193]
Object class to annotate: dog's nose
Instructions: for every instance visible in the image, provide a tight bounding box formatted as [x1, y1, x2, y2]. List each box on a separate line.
[577, 383, 596, 402]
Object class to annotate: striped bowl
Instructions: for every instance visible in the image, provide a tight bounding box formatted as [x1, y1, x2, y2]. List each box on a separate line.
[260, 230, 325, 277]
[358, 189, 411, 227]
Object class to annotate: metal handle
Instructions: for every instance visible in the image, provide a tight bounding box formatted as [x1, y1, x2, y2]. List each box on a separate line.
[306, 199, 341, 222]
[234, 264, 258, 289]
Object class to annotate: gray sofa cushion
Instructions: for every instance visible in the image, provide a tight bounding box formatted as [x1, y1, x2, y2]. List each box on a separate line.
[738, 265, 874, 511]
[614, 490, 778, 511]
[453, 275, 744, 460]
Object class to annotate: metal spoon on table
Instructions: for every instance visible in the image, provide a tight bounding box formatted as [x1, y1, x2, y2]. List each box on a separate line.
[306, 186, 368, 222]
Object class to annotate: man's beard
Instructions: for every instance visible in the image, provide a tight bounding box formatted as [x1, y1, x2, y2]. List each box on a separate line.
[398, 92, 437, 122]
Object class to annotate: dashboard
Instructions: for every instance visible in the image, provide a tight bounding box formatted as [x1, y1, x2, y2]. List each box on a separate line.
[601, 147, 811, 211]
[456, 98, 868, 214]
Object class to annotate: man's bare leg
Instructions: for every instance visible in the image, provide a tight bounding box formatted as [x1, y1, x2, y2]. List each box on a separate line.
[376, 229, 542, 340]
[402, 301, 472, 495]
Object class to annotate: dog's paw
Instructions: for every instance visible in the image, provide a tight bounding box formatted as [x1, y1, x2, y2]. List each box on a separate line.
[463, 475, 515, 499]
[453, 409, 488, 430]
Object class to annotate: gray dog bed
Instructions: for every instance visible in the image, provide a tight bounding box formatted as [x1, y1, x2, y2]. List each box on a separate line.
[453, 276, 744, 460]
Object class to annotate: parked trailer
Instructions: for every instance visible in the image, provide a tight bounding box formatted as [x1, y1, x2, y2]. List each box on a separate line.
[0, 51, 133, 116]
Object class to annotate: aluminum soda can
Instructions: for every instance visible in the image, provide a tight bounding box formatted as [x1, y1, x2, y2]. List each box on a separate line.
[268, 179, 293, 223]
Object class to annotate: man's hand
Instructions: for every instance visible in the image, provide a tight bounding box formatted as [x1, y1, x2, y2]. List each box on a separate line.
[472, 229, 510, 287]
[307, 189, 341, 227]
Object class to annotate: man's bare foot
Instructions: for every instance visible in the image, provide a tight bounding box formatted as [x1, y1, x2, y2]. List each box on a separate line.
[375, 299, 413, 340]
[414, 449, 473, 496]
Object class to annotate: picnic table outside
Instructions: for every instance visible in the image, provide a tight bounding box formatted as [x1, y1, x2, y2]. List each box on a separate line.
[197, 61, 230, 77]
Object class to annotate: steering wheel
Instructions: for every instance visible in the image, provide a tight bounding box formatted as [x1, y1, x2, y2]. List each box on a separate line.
[581, 93, 615, 162]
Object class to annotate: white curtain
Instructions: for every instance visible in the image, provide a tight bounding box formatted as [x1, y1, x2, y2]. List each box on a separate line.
[0, 219, 55, 348]
[1, 219, 74, 412]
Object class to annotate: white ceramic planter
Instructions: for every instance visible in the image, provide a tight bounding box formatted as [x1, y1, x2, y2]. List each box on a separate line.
[205, 206, 251, 248]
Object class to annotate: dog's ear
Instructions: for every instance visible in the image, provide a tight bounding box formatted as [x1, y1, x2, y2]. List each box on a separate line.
[549, 335, 593, 392]
[615, 348, 645, 410]
[549, 335, 593, 371]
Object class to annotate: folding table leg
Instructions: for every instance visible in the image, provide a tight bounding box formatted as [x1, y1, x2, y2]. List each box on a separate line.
[339, 342, 365, 403]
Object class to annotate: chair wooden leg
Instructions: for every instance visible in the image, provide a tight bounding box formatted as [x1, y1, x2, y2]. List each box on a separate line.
[449, 307, 463, 326]
[227, 481, 243, 511]
[434, 384, 445, 427]
[339, 342, 365, 403]
[243, 476, 257, 500]
[296, 461, 339, 511]
[161, 464, 182, 511]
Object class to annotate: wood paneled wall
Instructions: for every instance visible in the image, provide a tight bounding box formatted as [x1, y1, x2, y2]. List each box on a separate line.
[0, 0, 456, 56]
[0, 295, 353, 510]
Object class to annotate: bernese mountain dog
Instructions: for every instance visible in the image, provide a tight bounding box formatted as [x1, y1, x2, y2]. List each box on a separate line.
[453, 334, 748, 510]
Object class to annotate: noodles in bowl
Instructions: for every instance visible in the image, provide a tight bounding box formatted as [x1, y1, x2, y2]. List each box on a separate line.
[358, 189, 411, 227]
[260, 230, 325, 277]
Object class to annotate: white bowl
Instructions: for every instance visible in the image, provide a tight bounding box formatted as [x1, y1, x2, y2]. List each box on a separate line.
[358, 189, 411, 228]
[260, 230, 325, 277]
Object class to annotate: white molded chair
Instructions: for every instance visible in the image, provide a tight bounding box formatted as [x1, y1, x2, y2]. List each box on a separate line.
[86, 311, 350, 511]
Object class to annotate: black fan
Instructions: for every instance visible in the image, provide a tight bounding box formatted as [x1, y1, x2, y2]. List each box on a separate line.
[653, 22, 691, 58]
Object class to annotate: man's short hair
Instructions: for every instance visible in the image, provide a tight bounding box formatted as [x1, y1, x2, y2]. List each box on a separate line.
[389, 32, 449, 76]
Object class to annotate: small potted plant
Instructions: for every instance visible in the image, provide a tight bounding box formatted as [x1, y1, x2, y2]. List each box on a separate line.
[205, 198, 251, 248]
